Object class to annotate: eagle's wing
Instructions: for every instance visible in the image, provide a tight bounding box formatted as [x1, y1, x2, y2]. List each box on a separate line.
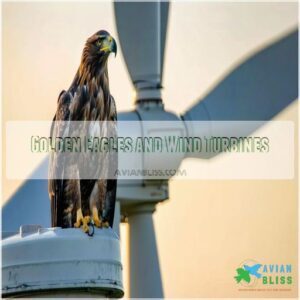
[103, 95, 118, 227]
[48, 90, 72, 227]
[49, 88, 117, 228]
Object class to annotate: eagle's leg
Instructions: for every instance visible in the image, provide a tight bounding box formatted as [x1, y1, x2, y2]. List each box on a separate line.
[74, 208, 84, 228]
[92, 206, 102, 228]
[74, 209, 91, 233]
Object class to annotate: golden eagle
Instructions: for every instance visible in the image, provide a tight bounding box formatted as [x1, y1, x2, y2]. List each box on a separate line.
[48, 30, 117, 233]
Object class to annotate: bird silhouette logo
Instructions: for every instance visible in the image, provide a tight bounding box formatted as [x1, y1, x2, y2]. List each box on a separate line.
[244, 264, 262, 278]
[234, 263, 262, 284]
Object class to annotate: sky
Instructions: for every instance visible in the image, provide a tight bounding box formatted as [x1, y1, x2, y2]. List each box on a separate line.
[2, 1, 298, 297]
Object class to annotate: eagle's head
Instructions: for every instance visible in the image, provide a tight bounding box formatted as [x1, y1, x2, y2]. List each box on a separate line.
[79, 30, 117, 80]
[86, 30, 117, 58]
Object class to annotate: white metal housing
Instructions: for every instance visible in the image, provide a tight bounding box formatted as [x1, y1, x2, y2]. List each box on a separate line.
[2, 226, 124, 298]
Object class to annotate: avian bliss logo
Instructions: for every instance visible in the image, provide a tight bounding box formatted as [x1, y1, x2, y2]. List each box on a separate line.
[234, 260, 293, 287]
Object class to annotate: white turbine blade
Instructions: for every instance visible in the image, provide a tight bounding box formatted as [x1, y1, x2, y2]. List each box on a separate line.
[114, 1, 169, 100]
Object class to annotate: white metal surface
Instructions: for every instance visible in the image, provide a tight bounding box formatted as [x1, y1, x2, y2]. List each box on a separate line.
[2, 226, 124, 298]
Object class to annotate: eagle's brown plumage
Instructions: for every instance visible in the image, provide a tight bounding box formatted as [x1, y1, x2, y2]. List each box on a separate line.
[48, 30, 117, 232]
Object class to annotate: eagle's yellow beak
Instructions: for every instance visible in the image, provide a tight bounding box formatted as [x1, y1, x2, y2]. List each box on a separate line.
[100, 35, 117, 57]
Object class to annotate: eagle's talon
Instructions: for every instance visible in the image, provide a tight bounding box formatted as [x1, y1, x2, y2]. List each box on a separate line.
[74, 208, 84, 228]
[84, 216, 91, 223]
[82, 216, 91, 233]
[82, 223, 89, 233]
[74, 220, 82, 228]
[92, 206, 102, 228]
[73, 216, 91, 233]
[93, 218, 102, 228]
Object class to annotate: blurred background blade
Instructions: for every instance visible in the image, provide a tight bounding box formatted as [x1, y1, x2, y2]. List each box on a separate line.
[182, 30, 298, 122]
[2, 159, 50, 236]
[182, 29, 298, 159]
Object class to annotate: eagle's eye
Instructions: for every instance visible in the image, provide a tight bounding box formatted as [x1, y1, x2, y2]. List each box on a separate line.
[95, 36, 106, 47]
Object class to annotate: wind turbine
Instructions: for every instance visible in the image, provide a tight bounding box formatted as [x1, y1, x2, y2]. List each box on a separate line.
[113, 1, 297, 297]
[2, 1, 297, 298]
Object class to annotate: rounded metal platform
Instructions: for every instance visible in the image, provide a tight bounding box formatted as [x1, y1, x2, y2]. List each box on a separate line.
[2, 226, 124, 298]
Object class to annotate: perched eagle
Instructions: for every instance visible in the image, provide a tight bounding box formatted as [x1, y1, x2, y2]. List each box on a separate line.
[48, 30, 117, 233]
